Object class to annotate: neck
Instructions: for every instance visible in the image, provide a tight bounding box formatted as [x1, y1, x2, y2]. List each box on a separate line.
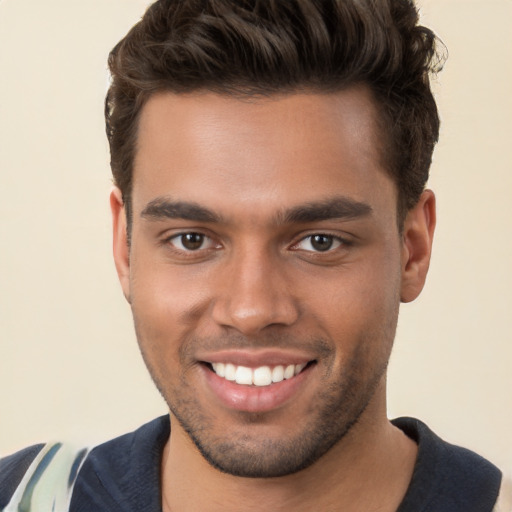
[161, 387, 417, 512]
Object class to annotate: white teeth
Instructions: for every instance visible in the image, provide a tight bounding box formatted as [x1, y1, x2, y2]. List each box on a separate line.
[284, 364, 295, 380]
[235, 366, 253, 385]
[294, 363, 306, 376]
[253, 366, 272, 386]
[225, 363, 236, 381]
[212, 362, 225, 377]
[211, 362, 308, 386]
[271, 365, 284, 383]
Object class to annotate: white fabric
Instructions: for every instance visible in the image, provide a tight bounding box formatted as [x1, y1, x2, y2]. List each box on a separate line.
[2, 442, 89, 512]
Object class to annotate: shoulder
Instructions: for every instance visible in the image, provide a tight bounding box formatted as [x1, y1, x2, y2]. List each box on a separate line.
[394, 417, 502, 512]
[69, 415, 169, 511]
[0, 443, 45, 508]
[0, 416, 170, 512]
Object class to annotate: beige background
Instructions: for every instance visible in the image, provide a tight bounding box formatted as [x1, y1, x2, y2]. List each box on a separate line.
[1, 0, 511, 477]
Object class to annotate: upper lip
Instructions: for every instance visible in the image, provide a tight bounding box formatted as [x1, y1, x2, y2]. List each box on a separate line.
[197, 349, 316, 368]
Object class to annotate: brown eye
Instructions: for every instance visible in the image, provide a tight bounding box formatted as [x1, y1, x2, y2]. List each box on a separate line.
[294, 234, 342, 253]
[310, 235, 334, 252]
[168, 232, 211, 251]
[180, 233, 204, 250]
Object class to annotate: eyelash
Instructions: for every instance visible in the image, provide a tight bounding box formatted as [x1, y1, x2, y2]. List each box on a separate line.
[291, 234, 346, 253]
[163, 232, 349, 255]
[164, 232, 218, 253]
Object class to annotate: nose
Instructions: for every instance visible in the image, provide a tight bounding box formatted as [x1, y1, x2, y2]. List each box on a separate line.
[211, 246, 299, 335]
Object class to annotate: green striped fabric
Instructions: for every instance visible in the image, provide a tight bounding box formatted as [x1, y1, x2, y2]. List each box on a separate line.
[2, 440, 509, 511]
[2, 442, 90, 512]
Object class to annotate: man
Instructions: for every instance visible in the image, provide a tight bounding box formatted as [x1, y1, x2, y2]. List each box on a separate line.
[0, 0, 506, 510]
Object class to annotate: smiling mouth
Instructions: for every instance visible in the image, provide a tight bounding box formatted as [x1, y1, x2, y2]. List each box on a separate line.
[204, 361, 315, 387]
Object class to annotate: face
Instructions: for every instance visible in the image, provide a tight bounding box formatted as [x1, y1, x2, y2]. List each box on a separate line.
[112, 88, 434, 478]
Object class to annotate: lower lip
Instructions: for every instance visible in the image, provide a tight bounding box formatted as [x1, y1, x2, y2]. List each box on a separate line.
[201, 364, 314, 413]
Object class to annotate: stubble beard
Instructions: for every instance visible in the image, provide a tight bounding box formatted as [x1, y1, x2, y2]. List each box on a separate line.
[136, 328, 394, 479]
[172, 360, 387, 478]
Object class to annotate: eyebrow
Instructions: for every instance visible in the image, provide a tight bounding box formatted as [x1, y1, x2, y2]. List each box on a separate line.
[280, 197, 372, 224]
[140, 195, 372, 224]
[141, 197, 221, 223]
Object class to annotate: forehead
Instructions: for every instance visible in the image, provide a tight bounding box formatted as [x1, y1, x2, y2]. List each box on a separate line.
[132, 88, 395, 220]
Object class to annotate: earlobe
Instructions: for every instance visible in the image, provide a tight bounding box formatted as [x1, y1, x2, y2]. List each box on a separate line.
[110, 187, 131, 304]
[400, 190, 436, 303]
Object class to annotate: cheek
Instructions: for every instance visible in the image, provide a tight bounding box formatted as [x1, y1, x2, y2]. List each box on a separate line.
[128, 259, 211, 366]
[309, 252, 401, 345]
[131, 248, 212, 318]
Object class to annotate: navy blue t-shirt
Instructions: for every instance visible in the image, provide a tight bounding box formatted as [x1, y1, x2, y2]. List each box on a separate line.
[0, 416, 502, 511]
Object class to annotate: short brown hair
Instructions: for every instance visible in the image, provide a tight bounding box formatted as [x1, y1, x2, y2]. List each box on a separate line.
[106, 0, 445, 226]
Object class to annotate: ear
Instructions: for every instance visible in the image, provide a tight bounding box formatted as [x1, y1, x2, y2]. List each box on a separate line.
[400, 189, 436, 303]
[110, 187, 131, 303]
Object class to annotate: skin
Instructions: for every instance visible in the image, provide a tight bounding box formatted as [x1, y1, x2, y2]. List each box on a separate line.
[111, 87, 435, 511]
